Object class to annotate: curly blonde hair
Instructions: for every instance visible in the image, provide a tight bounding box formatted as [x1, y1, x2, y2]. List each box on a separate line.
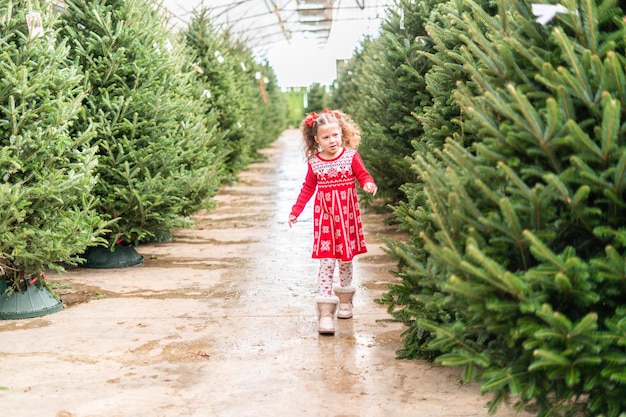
[300, 109, 362, 159]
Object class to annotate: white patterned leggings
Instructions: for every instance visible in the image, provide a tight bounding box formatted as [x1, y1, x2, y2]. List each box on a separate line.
[317, 258, 353, 297]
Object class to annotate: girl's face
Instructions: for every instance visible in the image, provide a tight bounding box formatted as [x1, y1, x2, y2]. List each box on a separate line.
[314, 123, 342, 158]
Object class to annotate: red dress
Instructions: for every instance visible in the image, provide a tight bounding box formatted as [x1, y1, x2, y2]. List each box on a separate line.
[290, 148, 375, 262]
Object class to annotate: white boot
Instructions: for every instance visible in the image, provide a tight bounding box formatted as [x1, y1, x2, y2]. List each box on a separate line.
[315, 296, 338, 335]
[334, 286, 356, 319]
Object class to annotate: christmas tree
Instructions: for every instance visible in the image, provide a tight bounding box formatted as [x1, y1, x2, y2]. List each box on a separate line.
[330, 35, 378, 121]
[183, 8, 258, 179]
[384, 0, 626, 414]
[0, 1, 106, 292]
[56, 0, 224, 247]
[220, 34, 288, 152]
[304, 82, 329, 114]
[378, 0, 496, 360]
[183, 12, 287, 175]
[332, 0, 445, 204]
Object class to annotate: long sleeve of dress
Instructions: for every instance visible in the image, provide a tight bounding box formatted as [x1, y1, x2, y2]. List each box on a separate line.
[290, 163, 317, 218]
[352, 151, 375, 188]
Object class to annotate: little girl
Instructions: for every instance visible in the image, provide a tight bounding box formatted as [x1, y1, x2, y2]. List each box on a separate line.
[288, 108, 377, 335]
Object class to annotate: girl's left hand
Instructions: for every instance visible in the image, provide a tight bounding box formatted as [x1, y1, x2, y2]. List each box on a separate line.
[363, 182, 378, 196]
[288, 215, 298, 228]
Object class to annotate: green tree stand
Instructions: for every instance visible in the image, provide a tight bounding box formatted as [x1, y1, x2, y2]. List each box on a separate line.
[0, 275, 63, 320]
[81, 241, 144, 269]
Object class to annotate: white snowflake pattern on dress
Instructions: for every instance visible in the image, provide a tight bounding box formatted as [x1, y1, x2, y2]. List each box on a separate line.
[305, 148, 370, 261]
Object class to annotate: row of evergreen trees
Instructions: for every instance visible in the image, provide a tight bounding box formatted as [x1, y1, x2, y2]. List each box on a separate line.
[1, 1, 286, 289]
[332, 0, 626, 415]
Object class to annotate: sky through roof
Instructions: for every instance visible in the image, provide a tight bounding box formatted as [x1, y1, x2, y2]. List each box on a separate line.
[161, 0, 390, 87]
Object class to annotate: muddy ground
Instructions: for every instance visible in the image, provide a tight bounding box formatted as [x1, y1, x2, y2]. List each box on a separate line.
[0, 129, 531, 417]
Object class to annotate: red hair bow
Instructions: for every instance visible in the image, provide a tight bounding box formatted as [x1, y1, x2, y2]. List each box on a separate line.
[305, 111, 318, 127]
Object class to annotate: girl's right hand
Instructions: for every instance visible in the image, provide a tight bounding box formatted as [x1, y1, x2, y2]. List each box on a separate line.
[288, 215, 297, 228]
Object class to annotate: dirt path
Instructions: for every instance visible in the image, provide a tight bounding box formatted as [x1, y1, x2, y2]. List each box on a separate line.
[0, 130, 530, 417]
